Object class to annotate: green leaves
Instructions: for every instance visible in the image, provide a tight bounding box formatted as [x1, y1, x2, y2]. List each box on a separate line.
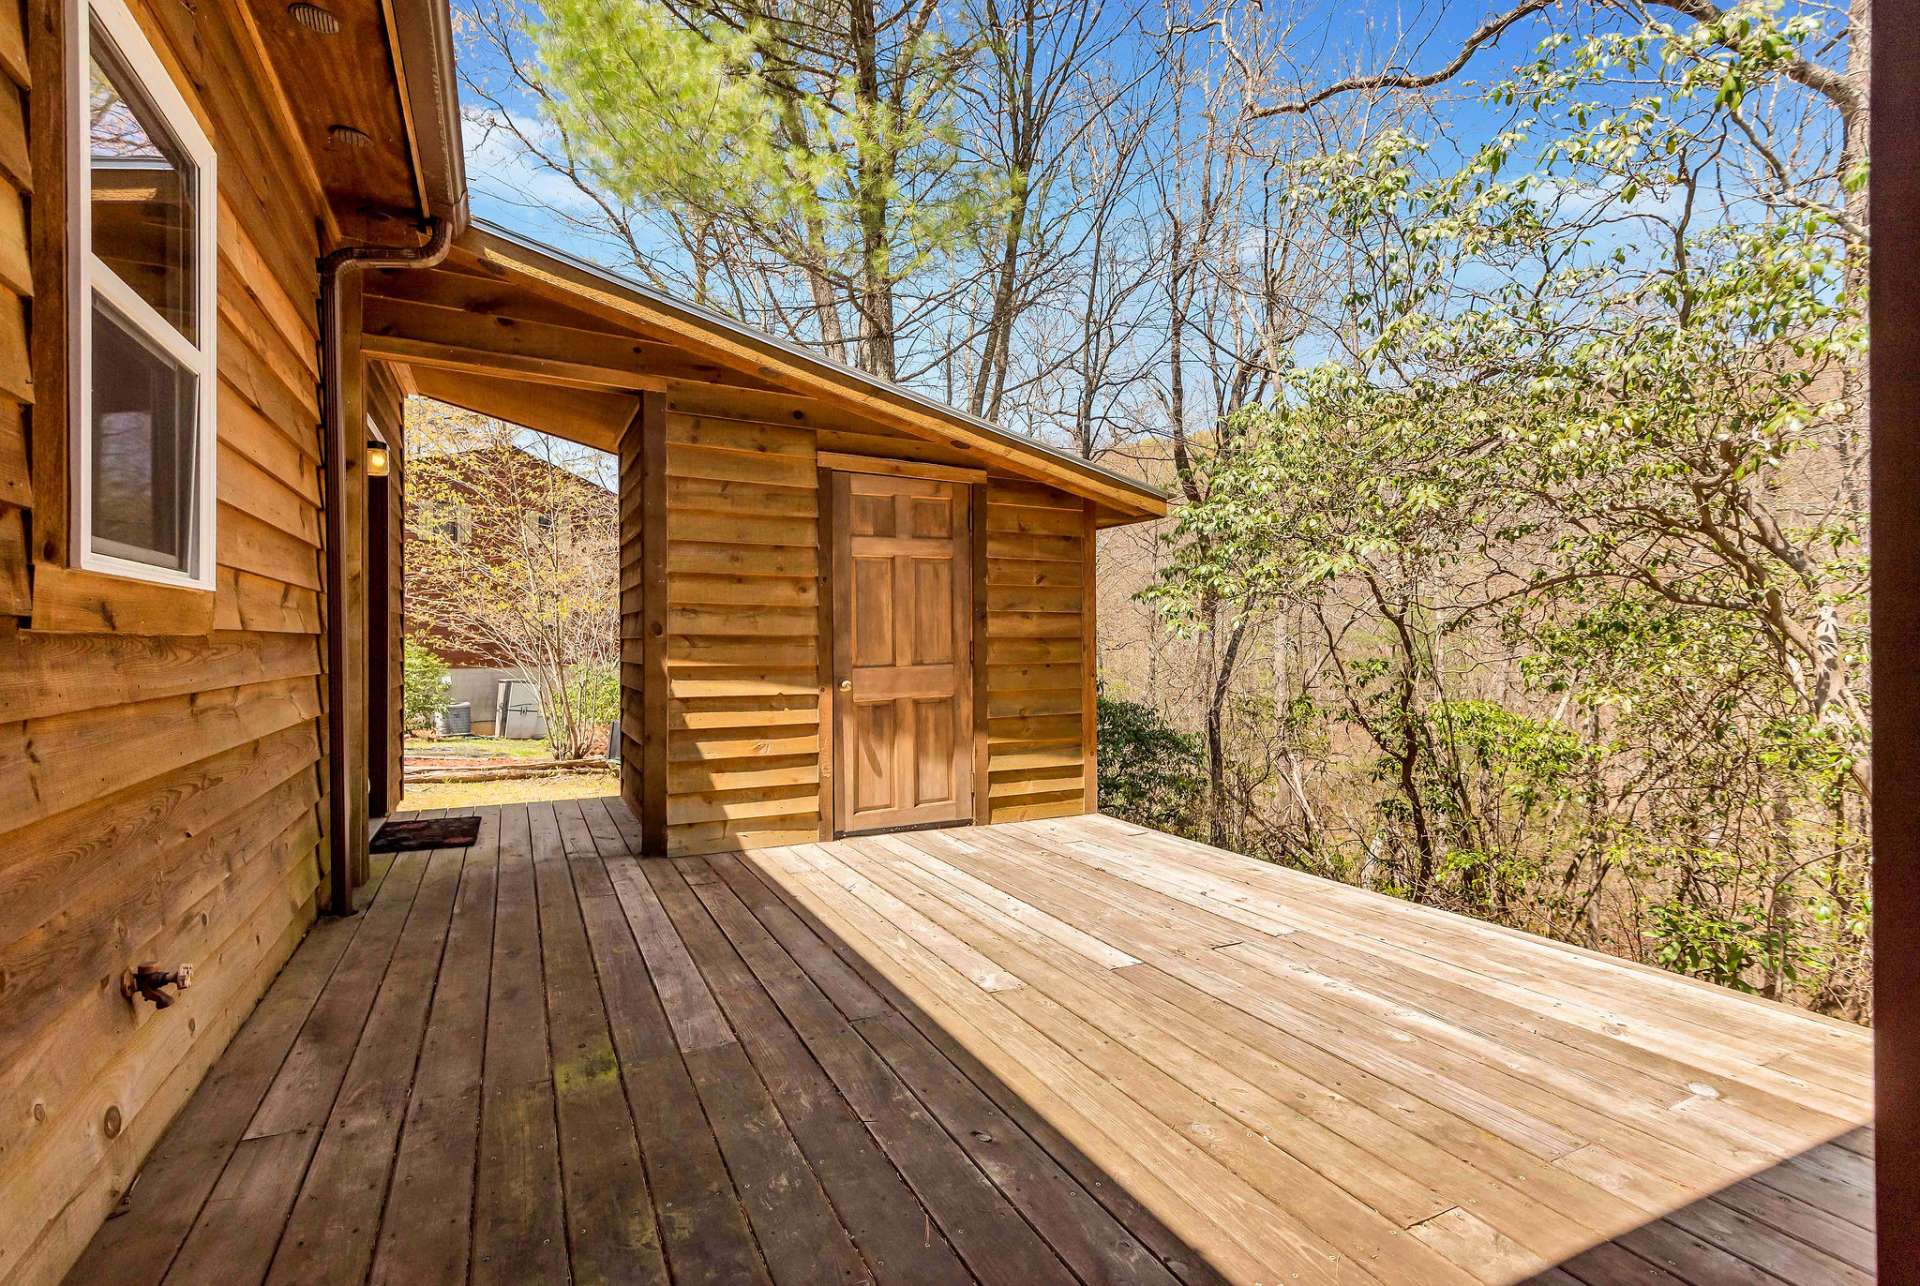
[1096, 696, 1209, 840]
[1147, 0, 1866, 1008]
[402, 639, 453, 730]
[528, 0, 1005, 352]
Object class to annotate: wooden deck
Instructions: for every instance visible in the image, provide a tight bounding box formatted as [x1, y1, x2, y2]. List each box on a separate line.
[68, 805, 1874, 1285]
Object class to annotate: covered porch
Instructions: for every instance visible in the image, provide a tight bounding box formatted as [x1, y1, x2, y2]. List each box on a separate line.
[69, 806, 1872, 1285]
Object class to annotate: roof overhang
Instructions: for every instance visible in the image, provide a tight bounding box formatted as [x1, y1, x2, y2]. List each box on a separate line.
[330, 1, 1161, 523]
[239, 1, 468, 240]
[386, 0, 468, 228]
[455, 222, 1167, 523]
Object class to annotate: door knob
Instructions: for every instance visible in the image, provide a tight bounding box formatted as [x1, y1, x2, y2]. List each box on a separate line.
[839, 679, 853, 691]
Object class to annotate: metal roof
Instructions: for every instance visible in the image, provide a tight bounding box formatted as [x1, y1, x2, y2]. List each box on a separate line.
[471, 217, 1166, 512]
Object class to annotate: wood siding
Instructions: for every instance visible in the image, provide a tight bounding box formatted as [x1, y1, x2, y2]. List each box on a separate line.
[663, 405, 824, 856]
[984, 480, 1092, 823]
[0, 2, 332, 1281]
[652, 387, 1094, 855]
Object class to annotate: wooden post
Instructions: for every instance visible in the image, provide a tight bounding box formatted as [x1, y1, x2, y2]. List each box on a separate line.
[366, 471, 392, 817]
[816, 465, 837, 839]
[341, 275, 370, 889]
[1082, 500, 1098, 815]
[619, 392, 669, 853]
[1874, 8, 1919, 1272]
[318, 266, 370, 909]
[971, 481, 990, 825]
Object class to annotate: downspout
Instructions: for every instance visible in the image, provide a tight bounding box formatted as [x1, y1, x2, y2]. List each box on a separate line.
[318, 217, 453, 915]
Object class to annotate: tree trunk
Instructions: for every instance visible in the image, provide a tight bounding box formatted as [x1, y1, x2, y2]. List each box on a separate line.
[848, 0, 898, 379]
[1206, 616, 1249, 847]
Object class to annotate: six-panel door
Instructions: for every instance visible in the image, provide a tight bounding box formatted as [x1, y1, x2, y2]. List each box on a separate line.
[832, 472, 974, 833]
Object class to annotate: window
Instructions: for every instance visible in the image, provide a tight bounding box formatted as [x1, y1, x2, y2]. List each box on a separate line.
[439, 504, 472, 546]
[71, 0, 217, 587]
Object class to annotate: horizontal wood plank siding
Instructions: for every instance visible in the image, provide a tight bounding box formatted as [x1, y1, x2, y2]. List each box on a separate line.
[663, 408, 824, 856]
[984, 479, 1090, 823]
[653, 388, 1100, 850]
[0, 2, 332, 1281]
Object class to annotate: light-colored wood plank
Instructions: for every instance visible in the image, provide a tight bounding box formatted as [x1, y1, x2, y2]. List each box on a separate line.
[0, 675, 319, 833]
[59, 812, 1873, 1286]
[818, 450, 988, 485]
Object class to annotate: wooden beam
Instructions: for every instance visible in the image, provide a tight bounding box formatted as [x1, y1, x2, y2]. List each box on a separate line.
[366, 473, 393, 817]
[1875, 5, 1919, 1273]
[404, 365, 636, 452]
[341, 274, 371, 893]
[360, 331, 671, 394]
[816, 451, 988, 486]
[972, 483, 990, 826]
[362, 293, 784, 398]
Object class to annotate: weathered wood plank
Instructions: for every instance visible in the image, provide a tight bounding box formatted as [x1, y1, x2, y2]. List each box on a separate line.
[574, 847, 766, 1284]
[160, 854, 431, 1281]
[58, 909, 368, 1286]
[265, 842, 466, 1284]
[61, 814, 1875, 1286]
[530, 802, 668, 1285]
[472, 805, 569, 1285]
[369, 809, 501, 1286]
[652, 858, 964, 1284]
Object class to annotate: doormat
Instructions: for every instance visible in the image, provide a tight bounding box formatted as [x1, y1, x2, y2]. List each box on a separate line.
[371, 815, 481, 853]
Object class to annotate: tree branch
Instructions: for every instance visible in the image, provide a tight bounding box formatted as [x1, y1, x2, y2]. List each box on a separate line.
[1246, 0, 1552, 119]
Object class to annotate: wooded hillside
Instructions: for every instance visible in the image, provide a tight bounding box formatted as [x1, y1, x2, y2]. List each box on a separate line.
[462, 0, 1870, 1018]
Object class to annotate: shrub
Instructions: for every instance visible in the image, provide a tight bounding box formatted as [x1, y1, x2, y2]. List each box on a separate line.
[403, 638, 452, 731]
[1097, 695, 1207, 838]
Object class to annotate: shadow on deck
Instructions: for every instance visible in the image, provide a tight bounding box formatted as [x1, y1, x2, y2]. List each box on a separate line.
[67, 805, 1874, 1284]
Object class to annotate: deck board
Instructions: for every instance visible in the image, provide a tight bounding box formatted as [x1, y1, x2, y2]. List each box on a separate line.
[72, 807, 1874, 1285]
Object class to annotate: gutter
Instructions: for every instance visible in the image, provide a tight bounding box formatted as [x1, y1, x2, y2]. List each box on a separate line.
[385, 0, 468, 226]
[317, 217, 454, 915]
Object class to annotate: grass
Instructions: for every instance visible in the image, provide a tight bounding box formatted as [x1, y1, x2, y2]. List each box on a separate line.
[399, 772, 619, 811]
[406, 736, 556, 761]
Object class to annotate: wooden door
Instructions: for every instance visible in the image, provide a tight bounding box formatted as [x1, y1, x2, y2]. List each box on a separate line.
[832, 472, 974, 834]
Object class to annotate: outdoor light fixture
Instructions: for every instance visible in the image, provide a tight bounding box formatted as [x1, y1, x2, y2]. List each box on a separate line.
[366, 440, 391, 477]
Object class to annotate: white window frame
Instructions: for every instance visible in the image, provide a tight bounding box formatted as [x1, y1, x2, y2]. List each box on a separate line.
[68, 0, 218, 590]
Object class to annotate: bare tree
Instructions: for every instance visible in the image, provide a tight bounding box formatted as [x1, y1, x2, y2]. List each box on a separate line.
[405, 403, 620, 761]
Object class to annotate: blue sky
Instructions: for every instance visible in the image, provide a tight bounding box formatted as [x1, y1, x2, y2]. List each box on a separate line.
[439, 0, 1851, 457]
[451, 0, 1565, 275]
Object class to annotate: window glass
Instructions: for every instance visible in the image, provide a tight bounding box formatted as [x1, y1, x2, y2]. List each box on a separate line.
[77, 0, 214, 586]
[88, 22, 196, 340]
[441, 505, 472, 546]
[90, 297, 196, 571]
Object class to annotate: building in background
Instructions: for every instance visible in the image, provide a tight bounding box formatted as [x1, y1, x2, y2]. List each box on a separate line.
[404, 438, 617, 740]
